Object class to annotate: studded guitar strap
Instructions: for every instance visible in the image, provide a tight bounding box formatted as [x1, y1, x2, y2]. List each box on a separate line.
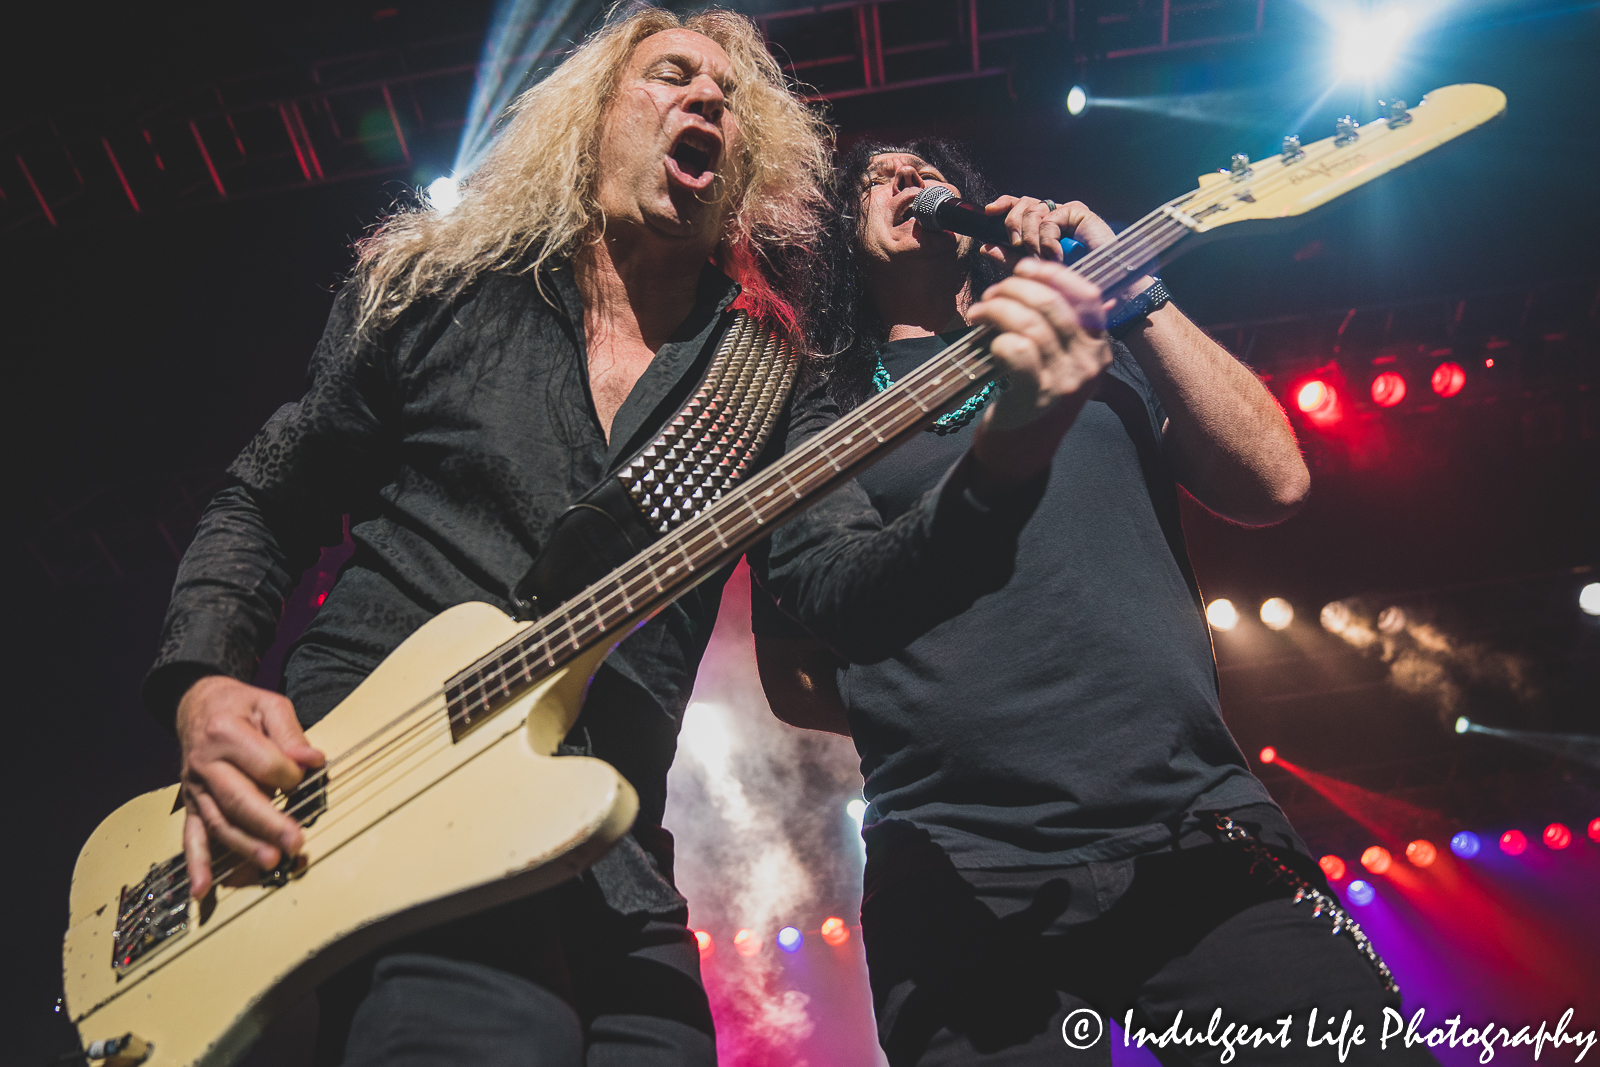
[513, 310, 800, 619]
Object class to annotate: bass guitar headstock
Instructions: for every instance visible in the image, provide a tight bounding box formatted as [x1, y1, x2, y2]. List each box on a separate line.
[1159, 83, 1506, 238]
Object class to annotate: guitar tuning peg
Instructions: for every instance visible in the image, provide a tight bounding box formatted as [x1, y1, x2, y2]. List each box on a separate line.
[1229, 154, 1252, 180]
[1379, 99, 1413, 127]
[1281, 135, 1303, 162]
[1334, 116, 1360, 146]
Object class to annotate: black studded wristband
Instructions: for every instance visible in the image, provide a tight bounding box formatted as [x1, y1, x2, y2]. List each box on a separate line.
[1108, 277, 1171, 338]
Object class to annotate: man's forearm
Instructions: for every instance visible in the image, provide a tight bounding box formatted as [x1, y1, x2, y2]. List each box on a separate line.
[1119, 296, 1310, 525]
[143, 483, 325, 728]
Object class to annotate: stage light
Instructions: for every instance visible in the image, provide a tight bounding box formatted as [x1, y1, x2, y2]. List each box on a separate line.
[734, 928, 760, 956]
[1258, 746, 1277, 765]
[1543, 823, 1571, 850]
[1588, 817, 1600, 843]
[846, 799, 867, 828]
[1206, 598, 1239, 631]
[1066, 85, 1089, 116]
[1455, 716, 1470, 734]
[1346, 880, 1375, 906]
[695, 930, 713, 956]
[1580, 583, 1600, 616]
[1361, 846, 1392, 874]
[1499, 829, 1527, 856]
[777, 926, 803, 952]
[1405, 839, 1437, 868]
[1370, 371, 1407, 407]
[426, 175, 462, 213]
[1319, 854, 1347, 881]
[821, 917, 850, 946]
[1333, 8, 1410, 81]
[1376, 606, 1406, 634]
[1450, 831, 1481, 858]
[1260, 597, 1294, 630]
[1296, 380, 1334, 415]
[1431, 362, 1466, 398]
[1320, 600, 1351, 633]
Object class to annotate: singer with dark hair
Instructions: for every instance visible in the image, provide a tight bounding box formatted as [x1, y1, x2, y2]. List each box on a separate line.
[748, 141, 1439, 1065]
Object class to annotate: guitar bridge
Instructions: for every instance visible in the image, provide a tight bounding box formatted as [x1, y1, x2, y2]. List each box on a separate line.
[112, 855, 190, 975]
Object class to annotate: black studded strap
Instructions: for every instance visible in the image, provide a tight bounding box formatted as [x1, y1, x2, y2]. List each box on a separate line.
[513, 311, 798, 619]
[615, 310, 799, 534]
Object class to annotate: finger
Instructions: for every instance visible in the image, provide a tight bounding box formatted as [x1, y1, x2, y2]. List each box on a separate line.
[967, 299, 1061, 374]
[978, 276, 1093, 343]
[194, 758, 304, 856]
[200, 709, 310, 794]
[258, 693, 325, 771]
[1005, 200, 1052, 255]
[1006, 261, 1106, 331]
[183, 808, 213, 899]
[195, 786, 285, 872]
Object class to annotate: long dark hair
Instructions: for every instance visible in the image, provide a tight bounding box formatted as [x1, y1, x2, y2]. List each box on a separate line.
[798, 138, 1008, 412]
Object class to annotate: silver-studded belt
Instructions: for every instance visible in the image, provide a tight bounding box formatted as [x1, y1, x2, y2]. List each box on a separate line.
[1208, 811, 1400, 995]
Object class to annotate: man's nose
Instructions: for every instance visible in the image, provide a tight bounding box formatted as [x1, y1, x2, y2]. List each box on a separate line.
[684, 75, 725, 124]
[893, 163, 924, 191]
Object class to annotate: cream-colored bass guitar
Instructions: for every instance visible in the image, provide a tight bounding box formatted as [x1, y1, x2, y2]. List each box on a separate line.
[64, 83, 1505, 1067]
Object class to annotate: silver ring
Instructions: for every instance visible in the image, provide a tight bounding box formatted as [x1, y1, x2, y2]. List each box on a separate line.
[1043, 199, 1058, 212]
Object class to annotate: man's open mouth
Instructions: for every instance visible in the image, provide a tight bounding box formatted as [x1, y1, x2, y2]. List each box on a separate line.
[666, 129, 721, 190]
[673, 142, 711, 178]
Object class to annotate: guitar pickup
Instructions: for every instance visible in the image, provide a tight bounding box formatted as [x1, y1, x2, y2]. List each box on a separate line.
[112, 855, 190, 975]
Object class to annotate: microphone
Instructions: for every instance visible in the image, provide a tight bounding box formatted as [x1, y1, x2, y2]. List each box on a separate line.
[910, 186, 1086, 262]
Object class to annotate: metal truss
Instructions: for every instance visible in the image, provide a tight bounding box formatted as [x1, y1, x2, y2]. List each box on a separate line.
[1, 0, 1270, 237]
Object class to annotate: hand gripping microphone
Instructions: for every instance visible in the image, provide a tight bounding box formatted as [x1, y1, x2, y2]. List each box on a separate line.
[909, 186, 1085, 261]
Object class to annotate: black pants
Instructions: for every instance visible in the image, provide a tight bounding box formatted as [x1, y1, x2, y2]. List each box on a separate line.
[862, 830, 1440, 1067]
[315, 876, 716, 1067]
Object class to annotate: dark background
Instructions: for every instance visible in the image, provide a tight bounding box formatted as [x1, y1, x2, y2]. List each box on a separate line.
[4, 0, 1597, 1059]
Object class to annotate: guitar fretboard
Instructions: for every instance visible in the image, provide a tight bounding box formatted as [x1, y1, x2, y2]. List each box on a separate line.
[443, 209, 1195, 732]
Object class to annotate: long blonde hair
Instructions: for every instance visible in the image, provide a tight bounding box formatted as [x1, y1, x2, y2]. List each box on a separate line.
[353, 6, 831, 336]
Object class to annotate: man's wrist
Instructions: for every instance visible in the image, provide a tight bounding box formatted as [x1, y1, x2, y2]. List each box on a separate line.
[1109, 277, 1171, 338]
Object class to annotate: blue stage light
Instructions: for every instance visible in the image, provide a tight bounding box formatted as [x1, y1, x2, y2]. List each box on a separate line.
[1066, 86, 1089, 116]
[1345, 880, 1375, 907]
[777, 926, 802, 952]
[1450, 831, 1481, 859]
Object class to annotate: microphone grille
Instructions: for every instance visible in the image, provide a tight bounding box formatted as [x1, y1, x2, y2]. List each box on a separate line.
[910, 185, 955, 225]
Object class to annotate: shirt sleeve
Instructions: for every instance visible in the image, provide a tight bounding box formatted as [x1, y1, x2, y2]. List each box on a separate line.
[748, 383, 1047, 664]
[142, 284, 396, 727]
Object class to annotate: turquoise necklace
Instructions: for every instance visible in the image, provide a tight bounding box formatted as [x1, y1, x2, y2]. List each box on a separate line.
[872, 350, 1006, 436]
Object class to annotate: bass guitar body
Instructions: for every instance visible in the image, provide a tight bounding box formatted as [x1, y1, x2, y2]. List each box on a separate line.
[62, 602, 639, 1067]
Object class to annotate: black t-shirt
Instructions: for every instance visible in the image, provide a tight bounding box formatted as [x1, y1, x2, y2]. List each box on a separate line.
[756, 333, 1289, 869]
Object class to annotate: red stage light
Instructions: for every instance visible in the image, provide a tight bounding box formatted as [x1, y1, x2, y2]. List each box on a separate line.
[1484, 358, 1495, 369]
[820, 917, 850, 946]
[734, 929, 760, 957]
[1318, 854, 1347, 881]
[1589, 817, 1600, 844]
[1431, 361, 1466, 397]
[1499, 829, 1527, 855]
[1543, 823, 1572, 850]
[695, 930, 713, 955]
[1296, 380, 1335, 415]
[1405, 839, 1437, 868]
[1258, 746, 1277, 765]
[1360, 846, 1392, 874]
[1370, 371, 1407, 407]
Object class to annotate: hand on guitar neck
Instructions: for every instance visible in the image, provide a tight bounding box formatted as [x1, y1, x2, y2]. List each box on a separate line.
[175, 676, 326, 898]
[965, 257, 1114, 490]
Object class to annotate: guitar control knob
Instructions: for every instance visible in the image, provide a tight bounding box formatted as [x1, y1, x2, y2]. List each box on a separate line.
[1281, 135, 1303, 162]
[1334, 116, 1360, 146]
[1229, 154, 1252, 180]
